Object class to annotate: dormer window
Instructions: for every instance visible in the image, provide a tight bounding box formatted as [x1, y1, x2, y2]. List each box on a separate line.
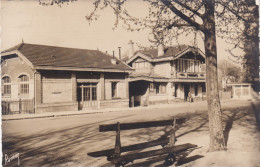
[133, 61, 150, 69]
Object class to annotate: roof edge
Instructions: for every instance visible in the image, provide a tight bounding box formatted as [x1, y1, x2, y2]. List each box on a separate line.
[127, 46, 205, 64]
[34, 65, 134, 73]
[1, 50, 34, 69]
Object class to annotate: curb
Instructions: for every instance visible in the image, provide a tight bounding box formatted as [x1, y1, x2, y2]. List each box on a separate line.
[1, 106, 152, 121]
[2, 111, 105, 121]
[1, 101, 207, 121]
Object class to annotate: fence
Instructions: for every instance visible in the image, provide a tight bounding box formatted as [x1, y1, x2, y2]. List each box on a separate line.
[2, 99, 34, 115]
[219, 91, 232, 99]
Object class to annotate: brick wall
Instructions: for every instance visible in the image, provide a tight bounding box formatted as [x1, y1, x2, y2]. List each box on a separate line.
[41, 71, 72, 103]
[104, 73, 127, 100]
[1, 56, 34, 99]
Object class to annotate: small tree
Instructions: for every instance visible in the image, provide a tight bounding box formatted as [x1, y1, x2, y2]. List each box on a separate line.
[218, 60, 241, 90]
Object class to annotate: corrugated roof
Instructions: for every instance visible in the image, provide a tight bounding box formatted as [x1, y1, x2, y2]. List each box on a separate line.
[2, 43, 132, 70]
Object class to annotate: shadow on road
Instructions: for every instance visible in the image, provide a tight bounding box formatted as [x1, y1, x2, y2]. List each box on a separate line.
[2, 101, 260, 166]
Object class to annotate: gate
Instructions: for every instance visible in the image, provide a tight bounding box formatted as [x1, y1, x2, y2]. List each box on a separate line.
[78, 83, 98, 109]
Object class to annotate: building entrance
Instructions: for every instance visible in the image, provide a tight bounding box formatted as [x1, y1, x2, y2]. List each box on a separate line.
[77, 83, 98, 109]
[184, 84, 190, 102]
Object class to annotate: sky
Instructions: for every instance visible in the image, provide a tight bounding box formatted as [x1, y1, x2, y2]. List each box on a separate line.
[0, 0, 255, 61]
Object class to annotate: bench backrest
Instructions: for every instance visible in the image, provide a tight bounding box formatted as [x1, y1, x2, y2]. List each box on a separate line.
[99, 118, 186, 132]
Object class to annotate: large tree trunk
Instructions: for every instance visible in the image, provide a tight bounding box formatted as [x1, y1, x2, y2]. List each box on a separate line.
[203, 0, 226, 151]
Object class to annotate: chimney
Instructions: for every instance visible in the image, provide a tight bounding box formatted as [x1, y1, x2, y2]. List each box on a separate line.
[158, 44, 164, 57]
[128, 40, 134, 59]
[111, 50, 117, 65]
[118, 47, 121, 60]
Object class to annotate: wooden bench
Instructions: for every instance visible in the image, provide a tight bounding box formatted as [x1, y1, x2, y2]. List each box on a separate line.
[88, 118, 198, 166]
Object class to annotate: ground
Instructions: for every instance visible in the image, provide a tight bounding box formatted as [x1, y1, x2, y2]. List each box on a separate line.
[2, 100, 260, 167]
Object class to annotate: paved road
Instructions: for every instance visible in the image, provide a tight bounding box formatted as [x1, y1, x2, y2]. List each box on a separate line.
[2, 100, 258, 167]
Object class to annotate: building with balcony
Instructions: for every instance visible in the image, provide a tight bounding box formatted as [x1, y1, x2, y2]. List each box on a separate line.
[125, 41, 206, 106]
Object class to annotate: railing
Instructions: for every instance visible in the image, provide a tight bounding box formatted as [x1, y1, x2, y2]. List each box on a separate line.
[171, 71, 205, 79]
[2, 99, 34, 115]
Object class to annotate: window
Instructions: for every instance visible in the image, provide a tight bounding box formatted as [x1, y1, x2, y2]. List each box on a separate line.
[2, 76, 11, 96]
[160, 84, 166, 93]
[178, 59, 183, 72]
[134, 61, 150, 69]
[155, 83, 167, 94]
[19, 75, 29, 95]
[183, 60, 188, 72]
[150, 83, 155, 92]
[112, 82, 118, 98]
[156, 83, 160, 94]
[77, 83, 97, 102]
[189, 60, 194, 72]
[174, 84, 178, 97]
[177, 59, 200, 72]
[202, 83, 206, 92]
[92, 86, 97, 100]
[194, 61, 200, 72]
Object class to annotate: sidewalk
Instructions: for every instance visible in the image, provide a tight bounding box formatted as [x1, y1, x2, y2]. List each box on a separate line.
[2, 101, 209, 121]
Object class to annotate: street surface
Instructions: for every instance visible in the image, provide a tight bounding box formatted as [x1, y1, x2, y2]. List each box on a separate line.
[2, 100, 260, 167]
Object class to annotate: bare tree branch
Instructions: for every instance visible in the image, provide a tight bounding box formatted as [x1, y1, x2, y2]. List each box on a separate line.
[160, 0, 205, 32]
[174, 0, 204, 18]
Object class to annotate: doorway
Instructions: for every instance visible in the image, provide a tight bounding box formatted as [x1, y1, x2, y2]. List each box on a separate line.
[184, 84, 190, 102]
[77, 83, 98, 110]
[129, 81, 149, 107]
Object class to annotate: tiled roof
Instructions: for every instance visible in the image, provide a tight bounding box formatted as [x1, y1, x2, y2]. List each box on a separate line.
[137, 45, 191, 59]
[2, 43, 132, 71]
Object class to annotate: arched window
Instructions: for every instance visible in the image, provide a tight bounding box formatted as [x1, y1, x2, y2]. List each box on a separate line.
[2, 76, 11, 96]
[19, 75, 29, 95]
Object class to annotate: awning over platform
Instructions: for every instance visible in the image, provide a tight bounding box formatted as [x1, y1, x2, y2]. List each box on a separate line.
[129, 72, 169, 82]
[129, 72, 206, 83]
[129, 77, 169, 82]
[171, 79, 205, 83]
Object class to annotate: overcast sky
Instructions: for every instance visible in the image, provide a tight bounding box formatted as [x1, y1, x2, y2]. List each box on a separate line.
[1, 0, 253, 61]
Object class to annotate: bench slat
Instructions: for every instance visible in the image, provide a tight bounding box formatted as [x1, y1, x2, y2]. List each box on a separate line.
[87, 138, 169, 157]
[99, 118, 185, 132]
[110, 143, 197, 163]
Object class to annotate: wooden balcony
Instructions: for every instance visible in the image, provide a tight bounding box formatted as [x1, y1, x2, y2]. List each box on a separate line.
[171, 71, 205, 79]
